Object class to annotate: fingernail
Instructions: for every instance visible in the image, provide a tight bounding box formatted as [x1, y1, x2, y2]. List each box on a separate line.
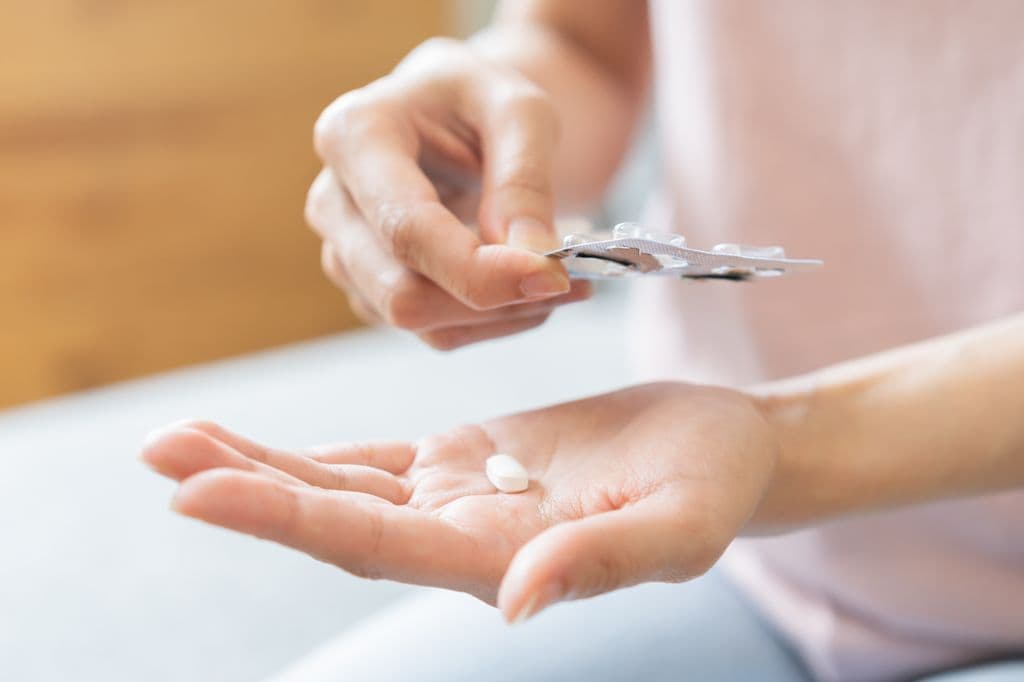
[510, 581, 564, 625]
[506, 217, 556, 253]
[520, 270, 570, 299]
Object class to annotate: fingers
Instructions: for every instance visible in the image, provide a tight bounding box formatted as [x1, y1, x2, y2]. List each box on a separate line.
[312, 92, 569, 310]
[308, 170, 590, 334]
[320, 242, 381, 325]
[345, 142, 568, 307]
[142, 423, 409, 503]
[303, 441, 418, 474]
[331, 218, 587, 333]
[193, 422, 410, 503]
[172, 469, 485, 588]
[142, 427, 307, 487]
[405, 280, 589, 340]
[420, 313, 552, 351]
[496, 493, 721, 623]
[476, 84, 560, 252]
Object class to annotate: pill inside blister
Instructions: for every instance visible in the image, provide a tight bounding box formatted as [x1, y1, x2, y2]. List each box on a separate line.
[612, 222, 643, 239]
[485, 454, 529, 493]
[644, 231, 687, 247]
[564, 256, 633, 278]
[711, 243, 786, 258]
[562, 233, 591, 248]
[545, 223, 822, 281]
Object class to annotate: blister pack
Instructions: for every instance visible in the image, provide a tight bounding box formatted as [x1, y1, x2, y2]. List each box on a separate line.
[546, 222, 823, 281]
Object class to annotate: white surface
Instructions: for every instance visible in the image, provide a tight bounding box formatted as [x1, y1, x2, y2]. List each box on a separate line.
[484, 454, 530, 493]
[0, 291, 628, 682]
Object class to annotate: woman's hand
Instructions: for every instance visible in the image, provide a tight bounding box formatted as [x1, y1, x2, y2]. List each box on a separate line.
[141, 382, 779, 622]
[305, 37, 592, 350]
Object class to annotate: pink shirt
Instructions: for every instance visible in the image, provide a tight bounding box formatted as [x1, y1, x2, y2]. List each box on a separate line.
[631, 2, 1024, 679]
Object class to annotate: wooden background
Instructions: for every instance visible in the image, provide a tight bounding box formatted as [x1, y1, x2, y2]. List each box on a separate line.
[0, 0, 448, 408]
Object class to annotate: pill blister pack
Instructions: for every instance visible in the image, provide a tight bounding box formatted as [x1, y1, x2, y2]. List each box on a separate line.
[546, 222, 823, 281]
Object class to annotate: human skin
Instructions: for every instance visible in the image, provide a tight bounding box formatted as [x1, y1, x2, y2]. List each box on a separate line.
[141, 313, 1024, 623]
[144, 1, 1024, 625]
[304, 0, 649, 348]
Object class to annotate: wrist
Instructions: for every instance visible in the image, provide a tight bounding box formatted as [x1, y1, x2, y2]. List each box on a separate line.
[746, 379, 834, 533]
[747, 364, 888, 532]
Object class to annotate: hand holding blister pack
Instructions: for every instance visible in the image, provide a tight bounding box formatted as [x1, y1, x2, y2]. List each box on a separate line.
[547, 221, 823, 281]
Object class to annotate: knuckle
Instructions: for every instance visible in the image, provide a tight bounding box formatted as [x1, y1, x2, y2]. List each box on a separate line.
[499, 85, 558, 131]
[275, 485, 303, 542]
[303, 175, 332, 231]
[346, 444, 374, 464]
[379, 269, 428, 330]
[313, 90, 374, 160]
[409, 36, 461, 59]
[321, 249, 355, 294]
[446, 273, 475, 310]
[375, 202, 418, 263]
[460, 277, 486, 311]
[348, 510, 385, 580]
[322, 250, 347, 284]
[303, 198, 321, 233]
[398, 37, 469, 79]
[498, 171, 551, 205]
[325, 464, 350, 491]
[346, 443, 377, 467]
[313, 104, 346, 160]
[319, 242, 341, 277]
[508, 85, 553, 116]
[346, 294, 379, 325]
[459, 249, 501, 309]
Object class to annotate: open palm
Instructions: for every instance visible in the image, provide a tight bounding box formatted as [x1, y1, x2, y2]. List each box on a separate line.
[142, 383, 778, 621]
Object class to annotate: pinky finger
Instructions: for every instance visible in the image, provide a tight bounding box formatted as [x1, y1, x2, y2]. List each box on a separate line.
[321, 242, 380, 324]
[346, 292, 381, 326]
[419, 313, 551, 351]
[320, 240, 351, 290]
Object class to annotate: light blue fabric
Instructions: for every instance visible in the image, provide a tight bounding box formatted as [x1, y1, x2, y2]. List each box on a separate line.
[273, 568, 1024, 682]
[919, 661, 1024, 682]
[271, 571, 812, 682]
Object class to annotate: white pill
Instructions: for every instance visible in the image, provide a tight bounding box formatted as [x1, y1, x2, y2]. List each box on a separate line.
[711, 243, 786, 258]
[485, 454, 530, 493]
[643, 230, 686, 247]
[711, 242, 742, 256]
[612, 222, 643, 239]
[562, 232, 591, 248]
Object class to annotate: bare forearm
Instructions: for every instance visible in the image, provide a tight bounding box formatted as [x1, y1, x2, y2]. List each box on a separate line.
[470, 0, 650, 210]
[753, 313, 1024, 530]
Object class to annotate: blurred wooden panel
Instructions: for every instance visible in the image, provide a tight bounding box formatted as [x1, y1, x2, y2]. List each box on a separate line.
[0, 0, 448, 407]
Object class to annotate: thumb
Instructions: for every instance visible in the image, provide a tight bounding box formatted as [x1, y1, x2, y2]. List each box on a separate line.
[476, 86, 560, 254]
[497, 494, 716, 623]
